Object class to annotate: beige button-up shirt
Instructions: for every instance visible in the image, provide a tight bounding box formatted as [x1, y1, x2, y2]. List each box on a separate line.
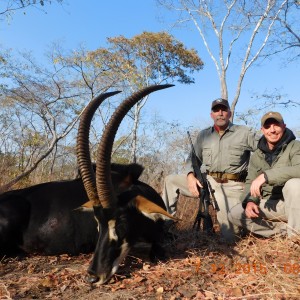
[185, 123, 258, 175]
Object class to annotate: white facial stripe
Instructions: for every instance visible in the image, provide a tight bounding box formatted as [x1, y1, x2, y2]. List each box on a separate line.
[111, 240, 130, 275]
[93, 215, 100, 232]
[96, 239, 130, 285]
[108, 219, 118, 241]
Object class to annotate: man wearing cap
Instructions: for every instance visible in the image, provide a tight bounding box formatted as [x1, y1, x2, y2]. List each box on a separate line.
[162, 98, 258, 243]
[228, 111, 300, 238]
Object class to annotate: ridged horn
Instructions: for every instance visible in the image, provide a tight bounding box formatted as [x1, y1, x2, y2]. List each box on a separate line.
[96, 84, 174, 209]
[76, 91, 121, 205]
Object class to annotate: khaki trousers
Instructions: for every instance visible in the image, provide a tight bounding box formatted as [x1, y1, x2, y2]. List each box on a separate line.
[161, 174, 244, 242]
[228, 178, 300, 237]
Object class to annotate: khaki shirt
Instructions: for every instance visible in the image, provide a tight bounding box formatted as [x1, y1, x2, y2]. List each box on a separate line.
[185, 123, 258, 175]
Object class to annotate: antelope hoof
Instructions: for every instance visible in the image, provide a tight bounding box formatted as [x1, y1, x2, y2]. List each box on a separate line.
[85, 274, 99, 284]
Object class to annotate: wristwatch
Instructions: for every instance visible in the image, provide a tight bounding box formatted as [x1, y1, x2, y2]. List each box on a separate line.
[263, 172, 268, 183]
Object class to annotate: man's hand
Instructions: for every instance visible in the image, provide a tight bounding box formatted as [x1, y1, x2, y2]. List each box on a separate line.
[187, 173, 203, 197]
[245, 202, 260, 218]
[250, 173, 266, 198]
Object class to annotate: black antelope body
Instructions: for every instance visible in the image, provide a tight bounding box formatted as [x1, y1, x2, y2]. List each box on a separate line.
[0, 85, 175, 285]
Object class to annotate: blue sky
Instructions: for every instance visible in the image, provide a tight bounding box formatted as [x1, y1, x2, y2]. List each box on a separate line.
[1, 0, 299, 131]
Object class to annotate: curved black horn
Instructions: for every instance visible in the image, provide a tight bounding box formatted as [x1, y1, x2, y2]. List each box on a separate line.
[76, 91, 121, 205]
[96, 84, 174, 208]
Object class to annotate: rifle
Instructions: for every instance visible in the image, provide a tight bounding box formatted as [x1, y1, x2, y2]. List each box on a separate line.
[187, 131, 220, 234]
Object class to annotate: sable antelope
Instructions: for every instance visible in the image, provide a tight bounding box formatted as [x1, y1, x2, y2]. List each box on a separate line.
[0, 92, 150, 257]
[79, 84, 176, 284]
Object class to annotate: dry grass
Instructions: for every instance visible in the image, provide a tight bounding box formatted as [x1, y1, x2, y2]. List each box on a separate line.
[1, 195, 299, 299]
[1, 232, 299, 299]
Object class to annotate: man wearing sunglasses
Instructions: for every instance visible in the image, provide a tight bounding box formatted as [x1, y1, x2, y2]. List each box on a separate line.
[228, 112, 300, 238]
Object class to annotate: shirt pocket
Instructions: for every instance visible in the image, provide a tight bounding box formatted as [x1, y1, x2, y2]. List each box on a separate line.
[228, 145, 248, 167]
[202, 148, 212, 168]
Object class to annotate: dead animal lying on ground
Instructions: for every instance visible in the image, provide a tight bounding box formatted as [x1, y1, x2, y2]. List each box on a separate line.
[0, 89, 173, 261]
[0, 85, 176, 285]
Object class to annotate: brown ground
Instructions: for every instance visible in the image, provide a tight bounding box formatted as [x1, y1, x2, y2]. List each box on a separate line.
[1, 197, 300, 300]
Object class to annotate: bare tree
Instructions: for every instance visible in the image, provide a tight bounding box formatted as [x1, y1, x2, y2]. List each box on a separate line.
[236, 88, 300, 131]
[265, 0, 300, 61]
[0, 0, 64, 21]
[157, 0, 296, 120]
[0, 45, 117, 192]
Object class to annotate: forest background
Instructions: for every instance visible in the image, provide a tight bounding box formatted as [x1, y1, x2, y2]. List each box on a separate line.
[0, 0, 299, 192]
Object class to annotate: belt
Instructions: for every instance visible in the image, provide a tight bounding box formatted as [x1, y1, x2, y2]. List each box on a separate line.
[207, 171, 240, 183]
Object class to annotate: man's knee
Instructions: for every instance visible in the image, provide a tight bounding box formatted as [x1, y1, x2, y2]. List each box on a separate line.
[228, 203, 244, 226]
[165, 174, 183, 184]
[283, 178, 300, 193]
[164, 174, 177, 185]
[283, 178, 300, 205]
[162, 174, 183, 204]
[164, 174, 187, 192]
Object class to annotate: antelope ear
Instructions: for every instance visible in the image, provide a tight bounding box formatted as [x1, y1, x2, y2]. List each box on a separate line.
[74, 200, 94, 212]
[134, 195, 180, 222]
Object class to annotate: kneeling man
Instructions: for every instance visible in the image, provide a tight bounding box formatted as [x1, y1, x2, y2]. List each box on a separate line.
[228, 112, 300, 238]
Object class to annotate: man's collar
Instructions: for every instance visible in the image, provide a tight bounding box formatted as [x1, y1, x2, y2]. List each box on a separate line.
[212, 122, 233, 133]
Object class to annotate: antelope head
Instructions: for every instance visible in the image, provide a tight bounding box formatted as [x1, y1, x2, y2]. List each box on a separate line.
[77, 85, 175, 284]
